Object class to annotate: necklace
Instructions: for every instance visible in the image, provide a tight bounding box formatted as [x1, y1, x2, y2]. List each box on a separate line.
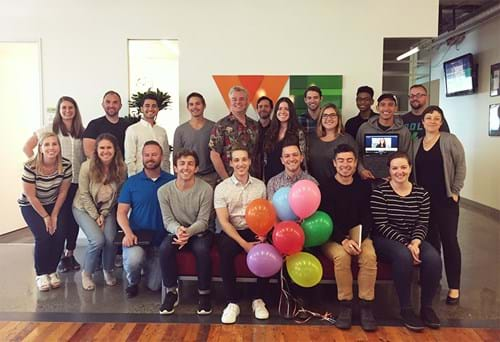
[423, 134, 440, 150]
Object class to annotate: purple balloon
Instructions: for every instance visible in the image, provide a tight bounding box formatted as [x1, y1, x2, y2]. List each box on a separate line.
[246, 243, 283, 277]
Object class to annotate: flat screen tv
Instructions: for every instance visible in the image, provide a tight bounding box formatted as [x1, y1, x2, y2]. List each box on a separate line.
[444, 53, 477, 97]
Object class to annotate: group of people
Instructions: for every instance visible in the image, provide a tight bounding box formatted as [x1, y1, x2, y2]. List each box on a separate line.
[19, 83, 466, 332]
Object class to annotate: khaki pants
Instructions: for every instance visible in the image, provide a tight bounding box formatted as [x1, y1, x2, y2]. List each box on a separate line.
[322, 238, 377, 301]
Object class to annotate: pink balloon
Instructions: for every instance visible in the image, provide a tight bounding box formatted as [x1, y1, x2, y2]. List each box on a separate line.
[288, 180, 321, 219]
[246, 243, 283, 278]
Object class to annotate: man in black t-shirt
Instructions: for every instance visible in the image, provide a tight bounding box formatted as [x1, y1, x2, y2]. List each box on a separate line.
[345, 86, 378, 139]
[83, 90, 130, 158]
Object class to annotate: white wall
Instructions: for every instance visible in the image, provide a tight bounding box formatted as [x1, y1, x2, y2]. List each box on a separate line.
[429, 15, 500, 210]
[0, 0, 439, 231]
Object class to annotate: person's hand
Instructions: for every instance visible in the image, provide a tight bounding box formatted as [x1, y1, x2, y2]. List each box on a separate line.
[451, 193, 459, 203]
[172, 226, 190, 249]
[407, 240, 421, 264]
[241, 240, 259, 253]
[360, 169, 375, 180]
[43, 215, 53, 234]
[342, 239, 361, 256]
[96, 215, 104, 229]
[49, 213, 58, 235]
[255, 235, 266, 243]
[122, 233, 138, 247]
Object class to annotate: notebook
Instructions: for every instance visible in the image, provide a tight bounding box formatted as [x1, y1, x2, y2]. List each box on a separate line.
[349, 224, 362, 247]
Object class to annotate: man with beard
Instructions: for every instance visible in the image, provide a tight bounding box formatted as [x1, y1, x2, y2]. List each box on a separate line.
[319, 144, 377, 332]
[298, 85, 323, 135]
[83, 90, 130, 157]
[345, 86, 378, 139]
[117, 141, 176, 298]
[402, 84, 450, 139]
[255, 96, 273, 180]
[173, 92, 217, 188]
[125, 94, 170, 176]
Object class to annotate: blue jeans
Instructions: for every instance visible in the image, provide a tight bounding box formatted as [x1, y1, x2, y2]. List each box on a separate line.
[72, 207, 117, 274]
[123, 244, 162, 290]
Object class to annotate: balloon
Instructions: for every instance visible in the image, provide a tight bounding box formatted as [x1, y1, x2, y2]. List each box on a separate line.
[286, 252, 323, 288]
[246, 243, 283, 278]
[301, 211, 334, 247]
[272, 221, 305, 256]
[245, 199, 276, 236]
[288, 180, 321, 219]
[272, 187, 298, 221]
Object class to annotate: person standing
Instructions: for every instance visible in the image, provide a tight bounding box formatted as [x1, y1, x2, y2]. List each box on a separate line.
[298, 85, 323, 135]
[345, 86, 378, 139]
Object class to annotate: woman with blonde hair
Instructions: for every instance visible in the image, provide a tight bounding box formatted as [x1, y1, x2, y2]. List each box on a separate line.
[19, 132, 72, 291]
[73, 133, 127, 290]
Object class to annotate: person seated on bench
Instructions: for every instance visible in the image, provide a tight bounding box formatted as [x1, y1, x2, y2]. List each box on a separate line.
[215, 146, 269, 324]
[370, 151, 441, 331]
[117, 141, 175, 298]
[319, 144, 377, 331]
[158, 149, 214, 315]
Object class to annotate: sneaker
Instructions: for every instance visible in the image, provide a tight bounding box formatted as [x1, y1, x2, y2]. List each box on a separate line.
[36, 275, 50, 292]
[197, 294, 212, 315]
[48, 272, 61, 289]
[360, 299, 377, 332]
[57, 256, 71, 273]
[114, 255, 123, 268]
[159, 290, 179, 315]
[421, 307, 441, 329]
[335, 300, 352, 330]
[70, 255, 81, 271]
[81, 271, 95, 291]
[401, 308, 424, 331]
[126, 284, 139, 298]
[252, 299, 269, 320]
[221, 303, 240, 324]
[103, 270, 117, 286]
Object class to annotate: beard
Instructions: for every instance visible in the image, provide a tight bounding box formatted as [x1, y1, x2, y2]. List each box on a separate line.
[143, 160, 161, 170]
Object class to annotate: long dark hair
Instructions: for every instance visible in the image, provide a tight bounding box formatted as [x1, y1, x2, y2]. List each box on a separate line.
[264, 97, 302, 153]
[90, 133, 126, 185]
[52, 96, 85, 138]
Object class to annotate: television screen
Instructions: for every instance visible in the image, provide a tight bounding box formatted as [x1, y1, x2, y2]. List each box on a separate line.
[444, 54, 476, 97]
[364, 134, 399, 154]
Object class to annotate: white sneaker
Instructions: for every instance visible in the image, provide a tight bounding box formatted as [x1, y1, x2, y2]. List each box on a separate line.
[36, 275, 50, 292]
[48, 272, 61, 289]
[221, 303, 240, 324]
[103, 270, 117, 286]
[252, 299, 269, 320]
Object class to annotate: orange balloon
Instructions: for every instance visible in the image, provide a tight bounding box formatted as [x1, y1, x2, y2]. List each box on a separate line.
[245, 199, 276, 236]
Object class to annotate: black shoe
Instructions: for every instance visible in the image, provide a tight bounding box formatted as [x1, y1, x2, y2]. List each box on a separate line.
[446, 295, 460, 305]
[126, 284, 139, 298]
[335, 301, 352, 329]
[70, 255, 81, 271]
[421, 307, 441, 329]
[160, 291, 179, 315]
[360, 300, 377, 332]
[57, 256, 71, 273]
[401, 308, 424, 331]
[197, 294, 212, 315]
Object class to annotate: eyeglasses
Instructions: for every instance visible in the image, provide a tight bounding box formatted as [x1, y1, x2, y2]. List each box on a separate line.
[322, 114, 338, 120]
[408, 93, 427, 99]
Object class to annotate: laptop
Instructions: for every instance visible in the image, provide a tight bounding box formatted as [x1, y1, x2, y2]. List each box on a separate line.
[364, 133, 399, 154]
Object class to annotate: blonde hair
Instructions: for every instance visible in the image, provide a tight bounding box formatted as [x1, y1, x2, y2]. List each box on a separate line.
[316, 103, 345, 138]
[27, 132, 63, 175]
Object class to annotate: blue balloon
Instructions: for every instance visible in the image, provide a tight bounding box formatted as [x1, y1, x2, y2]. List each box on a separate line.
[272, 187, 299, 221]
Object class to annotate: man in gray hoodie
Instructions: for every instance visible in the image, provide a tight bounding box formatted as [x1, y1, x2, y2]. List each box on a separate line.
[356, 94, 411, 182]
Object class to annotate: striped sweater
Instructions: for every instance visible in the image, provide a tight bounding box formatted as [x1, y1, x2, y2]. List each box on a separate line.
[370, 182, 430, 244]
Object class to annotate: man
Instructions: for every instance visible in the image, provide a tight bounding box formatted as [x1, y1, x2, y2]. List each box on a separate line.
[356, 93, 411, 182]
[215, 147, 269, 324]
[83, 90, 129, 157]
[117, 141, 176, 298]
[158, 149, 214, 315]
[319, 144, 377, 332]
[173, 92, 217, 188]
[209, 86, 260, 179]
[345, 86, 378, 139]
[256, 96, 274, 179]
[402, 84, 450, 139]
[267, 138, 317, 199]
[125, 94, 170, 176]
[298, 85, 323, 135]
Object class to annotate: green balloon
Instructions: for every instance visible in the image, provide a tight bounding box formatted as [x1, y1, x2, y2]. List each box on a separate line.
[301, 211, 333, 247]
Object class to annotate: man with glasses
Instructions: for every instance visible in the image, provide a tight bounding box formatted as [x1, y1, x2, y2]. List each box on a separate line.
[345, 86, 378, 139]
[402, 84, 450, 139]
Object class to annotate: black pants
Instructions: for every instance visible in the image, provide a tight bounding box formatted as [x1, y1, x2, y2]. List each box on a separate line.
[218, 230, 269, 303]
[59, 183, 79, 251]
[426, 198, 461, 289]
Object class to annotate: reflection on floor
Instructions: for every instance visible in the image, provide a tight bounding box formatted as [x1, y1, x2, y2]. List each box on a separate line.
[0, 205, 498, 329]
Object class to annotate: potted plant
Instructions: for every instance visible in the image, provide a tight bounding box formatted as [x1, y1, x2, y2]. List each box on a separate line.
[126, 88, 172, 124]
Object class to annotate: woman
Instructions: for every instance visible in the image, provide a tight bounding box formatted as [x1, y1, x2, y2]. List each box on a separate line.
[19, 132, 72, 291]
[413, 105, 466, 305]
[23, 96, 86, 272]
[371, 152, 441, 331]
[263, 97, 306, 182]
[307, 103, 357, 188]
[73, 133, 126, 290]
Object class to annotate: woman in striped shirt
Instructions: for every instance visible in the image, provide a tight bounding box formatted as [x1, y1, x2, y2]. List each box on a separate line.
[371, 152, 441, 332]
[19, 132, 72, 291]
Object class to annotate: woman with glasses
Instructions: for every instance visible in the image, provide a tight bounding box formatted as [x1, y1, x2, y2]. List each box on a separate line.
[307, 103, 357, 188]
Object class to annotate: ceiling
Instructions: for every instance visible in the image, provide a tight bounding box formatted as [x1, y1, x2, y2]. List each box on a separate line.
[439, 0, 499, 33]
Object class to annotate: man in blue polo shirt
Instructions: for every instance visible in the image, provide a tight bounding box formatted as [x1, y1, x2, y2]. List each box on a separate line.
[117, 140, 176, 298]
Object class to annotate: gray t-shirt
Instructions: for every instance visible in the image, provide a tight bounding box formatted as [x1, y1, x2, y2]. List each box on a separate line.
[173, 120, 215, 175]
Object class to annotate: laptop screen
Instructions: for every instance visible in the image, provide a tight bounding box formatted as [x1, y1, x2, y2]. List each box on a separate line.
[364, 134, 399, 154]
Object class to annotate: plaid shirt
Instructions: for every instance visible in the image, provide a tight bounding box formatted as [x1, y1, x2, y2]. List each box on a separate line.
[209, 113, 260, 176]
[298, 112, 318, 135]
[266, 169, 318, 199]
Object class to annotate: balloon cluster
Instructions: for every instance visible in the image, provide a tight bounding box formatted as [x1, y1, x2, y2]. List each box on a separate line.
[245, 180, 334, 287]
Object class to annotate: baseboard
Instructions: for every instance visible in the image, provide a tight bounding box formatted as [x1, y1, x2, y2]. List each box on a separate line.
[460, 197, 500, 222]
[0, 226, 28, 238]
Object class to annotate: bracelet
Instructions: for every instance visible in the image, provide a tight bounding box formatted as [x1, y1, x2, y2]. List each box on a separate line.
[43, 215, 50, 219]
